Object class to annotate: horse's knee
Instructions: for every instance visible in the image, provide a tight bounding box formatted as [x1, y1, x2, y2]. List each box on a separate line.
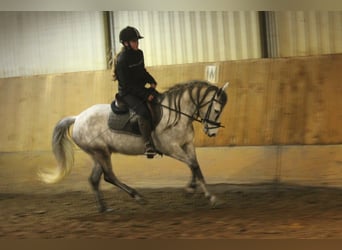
[89, 176, 100, 189]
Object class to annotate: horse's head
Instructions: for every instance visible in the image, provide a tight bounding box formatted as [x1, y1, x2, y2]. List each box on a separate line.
[200, 82, 229, 137]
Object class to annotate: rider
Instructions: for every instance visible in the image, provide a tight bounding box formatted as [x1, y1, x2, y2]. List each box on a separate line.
[113, 26, 158, 158]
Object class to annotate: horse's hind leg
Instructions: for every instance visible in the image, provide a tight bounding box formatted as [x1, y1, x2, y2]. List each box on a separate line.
[89, 161, 108, 212]
[92, 150, 146, 207]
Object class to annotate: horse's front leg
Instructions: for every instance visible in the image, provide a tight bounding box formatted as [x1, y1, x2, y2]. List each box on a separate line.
[171, 143, 217, 207]
[185, 172, 197, 194]
[179, 143, 199, 193]
[190, 163, 217, 207]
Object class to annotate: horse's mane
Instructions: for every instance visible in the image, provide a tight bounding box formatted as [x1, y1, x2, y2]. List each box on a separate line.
[159, 80, 220, 126]
[162, 80, 216, 97]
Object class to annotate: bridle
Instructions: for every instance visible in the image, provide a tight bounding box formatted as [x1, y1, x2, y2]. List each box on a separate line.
[157, 88, 225, 129]
[201, 90, 225, 130]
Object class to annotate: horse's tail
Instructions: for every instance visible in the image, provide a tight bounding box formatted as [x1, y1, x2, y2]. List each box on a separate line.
[38, 116, 77, 184]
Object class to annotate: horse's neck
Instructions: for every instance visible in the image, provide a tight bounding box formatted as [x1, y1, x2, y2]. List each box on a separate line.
[163, 90, 197, 112]
[158, 90, 198, 129]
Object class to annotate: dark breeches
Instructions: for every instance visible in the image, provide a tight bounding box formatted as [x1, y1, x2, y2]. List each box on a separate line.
[122, 94, 151, 120]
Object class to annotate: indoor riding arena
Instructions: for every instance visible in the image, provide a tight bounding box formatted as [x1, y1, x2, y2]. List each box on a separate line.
[0, 11, 341, 239]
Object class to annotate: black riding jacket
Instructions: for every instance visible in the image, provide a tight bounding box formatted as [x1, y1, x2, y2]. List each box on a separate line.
[115, 48, 157, 100]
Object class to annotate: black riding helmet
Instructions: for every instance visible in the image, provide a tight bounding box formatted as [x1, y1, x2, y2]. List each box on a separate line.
[119, 26, 144, 43]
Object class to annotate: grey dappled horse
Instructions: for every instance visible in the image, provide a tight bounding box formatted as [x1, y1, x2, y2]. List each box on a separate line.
[39, 81, 229, 212]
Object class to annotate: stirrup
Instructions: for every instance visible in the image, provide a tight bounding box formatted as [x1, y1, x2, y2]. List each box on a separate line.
[144, 144, 156, 159]
[145, 151, 156, 159]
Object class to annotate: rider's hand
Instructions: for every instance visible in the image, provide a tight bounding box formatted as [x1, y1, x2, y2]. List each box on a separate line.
[147, 94, 154, 102]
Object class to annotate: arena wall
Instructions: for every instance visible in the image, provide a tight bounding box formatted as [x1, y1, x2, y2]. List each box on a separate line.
[0, 55, 341, 187]
[0, 54, 341, 152]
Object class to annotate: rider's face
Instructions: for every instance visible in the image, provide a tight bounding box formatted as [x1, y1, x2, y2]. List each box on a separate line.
[127, 40, 139, 50]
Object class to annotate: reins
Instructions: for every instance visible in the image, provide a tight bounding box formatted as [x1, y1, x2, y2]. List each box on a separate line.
[157, 102, 204, 124]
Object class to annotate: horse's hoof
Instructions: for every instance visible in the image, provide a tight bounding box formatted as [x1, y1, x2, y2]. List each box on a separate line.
[98, 206, 114, 213]
[135, 195, 148, 205]
[210, 196, 224, 209]
[184, 187, 196, 194]
[210, 195, 218, 208]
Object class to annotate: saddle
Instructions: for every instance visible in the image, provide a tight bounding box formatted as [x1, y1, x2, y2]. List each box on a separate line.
[108, 94, 161, 135]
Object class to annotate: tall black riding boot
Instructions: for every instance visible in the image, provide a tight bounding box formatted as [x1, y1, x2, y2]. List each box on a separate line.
[137, 116, 156, 159]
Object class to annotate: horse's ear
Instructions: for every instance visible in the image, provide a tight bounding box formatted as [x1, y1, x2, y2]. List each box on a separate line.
[216, 82, 230, 97]
[221, 82, 230, 92]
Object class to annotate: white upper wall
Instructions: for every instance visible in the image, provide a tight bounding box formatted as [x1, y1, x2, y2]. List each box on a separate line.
[1, 11, 341, 78]
[0, 12, 107, 78]
[275, 11, 342, 57]
[112, 11, 262, 66]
